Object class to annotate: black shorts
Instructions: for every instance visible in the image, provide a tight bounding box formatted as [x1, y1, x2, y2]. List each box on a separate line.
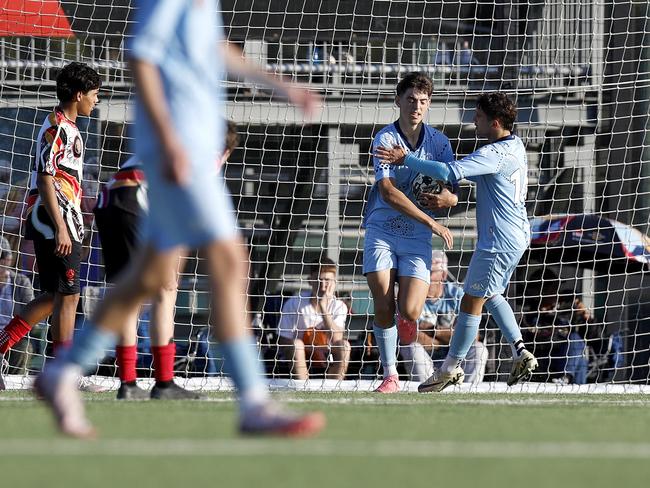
[33, 237, 81, 295]
[94, 206, 141, 282]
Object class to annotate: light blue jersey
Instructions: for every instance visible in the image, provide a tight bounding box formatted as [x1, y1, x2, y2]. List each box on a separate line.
[447, 135, 530, 252]
[420, 281, 464, 328]
[364, 121, 453, 240]
[128, 0, 236, 250]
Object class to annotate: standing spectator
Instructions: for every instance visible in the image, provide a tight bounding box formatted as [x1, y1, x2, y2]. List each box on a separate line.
[278, 258, 351, 380]
[400, 251, 487, 384]
[0, 237, 35, 389]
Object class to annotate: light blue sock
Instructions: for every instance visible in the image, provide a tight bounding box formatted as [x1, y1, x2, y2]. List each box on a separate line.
[448, 312, 482, 360]
[373, 323, 398, 377]
[63, 324, 116, 374]
[485, 295, 522, 344]
[218, 336, 267, 397]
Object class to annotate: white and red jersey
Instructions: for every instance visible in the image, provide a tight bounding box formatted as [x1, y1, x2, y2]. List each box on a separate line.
[25, 108, 85, 242]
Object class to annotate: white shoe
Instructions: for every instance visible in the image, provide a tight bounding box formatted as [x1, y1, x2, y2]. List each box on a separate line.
[34, 365, 96, 439]
[508, 350, 538, 386]
[77, 376, 109, 393]
[418, 366, 465, 393]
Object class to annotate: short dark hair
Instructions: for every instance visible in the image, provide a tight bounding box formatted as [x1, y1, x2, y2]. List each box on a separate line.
[396, 72, 433, 97]
[56, 62, 101, 103]
[476, 92, 517, 131]
[309, 257, 337, 276]
[225, 121, 240, 154]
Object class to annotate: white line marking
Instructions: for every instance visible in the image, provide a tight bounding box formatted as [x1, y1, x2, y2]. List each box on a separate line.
[1, 439, 650, 459]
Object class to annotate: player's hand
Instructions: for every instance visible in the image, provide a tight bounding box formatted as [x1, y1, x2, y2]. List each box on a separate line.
[285, 84, 321, 119]
[161, 140, 191, 186]
[430, 221, 453, 250]
[54, 229, 72, 257]
[419, 188, 458, 211]
[374, 145, 407, 165]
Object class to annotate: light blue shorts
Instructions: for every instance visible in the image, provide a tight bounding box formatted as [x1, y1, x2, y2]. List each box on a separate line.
[463, 249, 524, 298]
[363, 227, 432, 284]
[141, 149, 238, 251]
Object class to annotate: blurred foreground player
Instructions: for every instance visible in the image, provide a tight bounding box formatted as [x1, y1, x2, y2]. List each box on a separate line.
[36, 0, 324, 438]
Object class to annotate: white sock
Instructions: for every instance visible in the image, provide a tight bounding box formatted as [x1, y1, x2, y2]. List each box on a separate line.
[239, 386, 270, 415]
[384, 364, 398, 378]
[441, 355, 462, 374]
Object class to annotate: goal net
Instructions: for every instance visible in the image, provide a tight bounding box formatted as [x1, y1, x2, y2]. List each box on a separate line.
[1, 1, 649, 391]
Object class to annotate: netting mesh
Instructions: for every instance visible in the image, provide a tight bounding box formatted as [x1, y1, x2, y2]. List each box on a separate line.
[1, 1, 650, 389]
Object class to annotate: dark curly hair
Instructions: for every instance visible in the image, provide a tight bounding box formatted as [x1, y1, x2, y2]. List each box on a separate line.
[476, 92, 517, 131]
[396, 72, 433, 97]
[56, 62, 101, 103]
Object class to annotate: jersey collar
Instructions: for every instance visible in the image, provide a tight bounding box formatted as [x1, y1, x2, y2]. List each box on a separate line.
[394, 120, 425, 152]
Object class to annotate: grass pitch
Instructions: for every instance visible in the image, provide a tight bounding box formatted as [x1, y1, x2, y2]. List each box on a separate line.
[0, 391, 649, 488]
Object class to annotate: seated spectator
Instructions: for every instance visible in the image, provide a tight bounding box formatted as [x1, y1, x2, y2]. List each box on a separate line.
[0, 236, 35, 387]
[400, 251, 487, 384]
[277, 258, 351, 380]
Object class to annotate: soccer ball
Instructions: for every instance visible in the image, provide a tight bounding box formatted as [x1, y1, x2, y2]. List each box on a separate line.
[411, 173, 444, 207]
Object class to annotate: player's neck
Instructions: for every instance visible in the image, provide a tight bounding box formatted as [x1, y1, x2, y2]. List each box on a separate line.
[398, 118, 423, 148]
[488, 129, 511, 143]
[58, 103, 78, 123]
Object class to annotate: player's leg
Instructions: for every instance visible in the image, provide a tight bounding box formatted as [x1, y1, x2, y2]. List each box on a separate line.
[35, 244, 180, 438]
[367, 269, 400, 392]
[326, 339, 351, 380]
[0, 237, 59, 356]
[115, 309, 147, 400]
[149, 252, 205, 399]
[419, 250, 487, 393]
[480, 250, 537, 385]
[202, 237, 325, 435]
[0, 292, 53, 355]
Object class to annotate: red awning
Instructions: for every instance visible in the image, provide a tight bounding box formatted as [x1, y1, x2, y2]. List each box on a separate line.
[0, 0, 73, 37]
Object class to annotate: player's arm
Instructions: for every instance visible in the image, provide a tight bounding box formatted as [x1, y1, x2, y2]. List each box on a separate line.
[378, 178, 453, 249]
[419, 139, 459, 210]
[129, 59, 189, 185]
[36, 173, 71, 257]
[219, 41, 319, 117]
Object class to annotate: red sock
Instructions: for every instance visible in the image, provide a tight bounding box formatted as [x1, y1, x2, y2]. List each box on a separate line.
[116, 345, 138, 383]
[52, 340, 72, 357]
[152, 343, 175, 383]
[0, 316, 32, 354]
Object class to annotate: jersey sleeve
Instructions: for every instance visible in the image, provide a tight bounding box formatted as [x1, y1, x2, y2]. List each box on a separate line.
[129, 0, 186, 65]
[435, 133, 458, 192]
[37, 126, 65, 176]
[371, 131, 398, 182]
[277, 298, 299, 339]
[447, 145, 501, 181]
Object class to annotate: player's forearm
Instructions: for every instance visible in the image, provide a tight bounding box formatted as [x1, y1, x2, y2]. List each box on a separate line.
[219, 42, 287, 94]
[380, 184, 436, 228]
[404, 154, 453, 182]
[36, 174, 66, 232]
[129, 59, 177, 147]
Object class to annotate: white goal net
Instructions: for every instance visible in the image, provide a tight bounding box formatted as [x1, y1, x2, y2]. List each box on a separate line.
[1, 1, 649, 391]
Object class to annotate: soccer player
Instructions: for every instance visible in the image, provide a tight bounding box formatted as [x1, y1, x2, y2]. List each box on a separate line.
[0, 62, 100, 361]
[93, 122, 240, 400]
[364, 72, 455, 393]
[36, 0, 324, 438]
[375, 92, 538, 392]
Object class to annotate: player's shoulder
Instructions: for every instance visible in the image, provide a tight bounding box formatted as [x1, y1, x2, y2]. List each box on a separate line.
[373, 123, 399, 145]
[423, 124, 450, 142]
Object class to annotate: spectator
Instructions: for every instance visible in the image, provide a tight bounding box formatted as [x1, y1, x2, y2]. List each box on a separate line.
[0, 236, 35, 388]
[277, 258, 351, 380]
[454, 40, 477, 67]
[0, 160, 26, 258]
[400, 251, 488, 384]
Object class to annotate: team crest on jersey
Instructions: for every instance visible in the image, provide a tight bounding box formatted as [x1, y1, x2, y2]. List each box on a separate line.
[73, 136, 82, 157]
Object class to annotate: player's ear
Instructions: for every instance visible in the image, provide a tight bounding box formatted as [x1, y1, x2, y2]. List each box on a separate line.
[394, 95, 401, 107]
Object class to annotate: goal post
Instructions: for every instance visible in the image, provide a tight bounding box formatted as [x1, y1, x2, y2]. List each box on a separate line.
[1, 1, 649, 390]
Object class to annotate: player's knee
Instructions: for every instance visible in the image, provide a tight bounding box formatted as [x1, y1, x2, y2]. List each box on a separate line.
[398, 305, 420, 322]
[485, 294, 505, 311]
[373, 299, 395, 319]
